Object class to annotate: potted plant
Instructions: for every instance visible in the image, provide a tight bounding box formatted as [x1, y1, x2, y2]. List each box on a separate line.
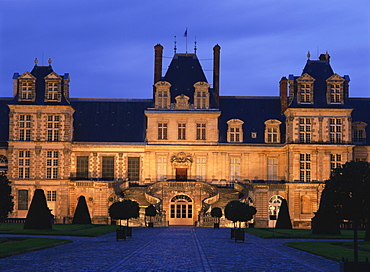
[211, 207, 222, 229]
[145, 204, 157, 228]
[108, 199, 140, 241]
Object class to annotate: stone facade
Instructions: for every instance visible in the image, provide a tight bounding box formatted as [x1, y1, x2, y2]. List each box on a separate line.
[0, 46, 369, 228]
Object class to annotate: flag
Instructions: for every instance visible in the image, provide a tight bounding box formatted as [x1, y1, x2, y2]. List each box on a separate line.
[184, 29, 187, 37]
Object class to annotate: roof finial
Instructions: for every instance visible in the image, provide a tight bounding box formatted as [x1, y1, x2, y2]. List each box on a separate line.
[34, 57, 39, 66]
[48, 57, 52, 65]
[174, 36, 177, 54]
[194, 37, 197, 54]
[307, 50, 311, 60]
[325, 51, 329, 60]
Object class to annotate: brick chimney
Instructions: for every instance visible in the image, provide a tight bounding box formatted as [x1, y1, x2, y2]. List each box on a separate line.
[213, 44, 221, 106]
[280, 76, 288, 114]
[154, 44, 163, 84]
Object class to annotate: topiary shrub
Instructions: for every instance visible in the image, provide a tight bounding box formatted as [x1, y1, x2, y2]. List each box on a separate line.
[275, 199, 292, 229]
[72, 196, 92, 224]
[145, 204, 157, 227]
[108, 199, 140, 227]
[24, 189, 52, 229]
[0, 174, 14, 223]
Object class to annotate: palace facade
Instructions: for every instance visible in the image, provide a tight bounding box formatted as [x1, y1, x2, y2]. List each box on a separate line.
[0, 44, 369, 228]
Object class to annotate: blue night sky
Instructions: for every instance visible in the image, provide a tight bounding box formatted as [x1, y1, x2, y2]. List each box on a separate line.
[0, 0, 369, 99]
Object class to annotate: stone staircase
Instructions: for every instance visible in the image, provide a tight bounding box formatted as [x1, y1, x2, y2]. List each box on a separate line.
[123, 187, 151, 208]
[210, 188, 240, 209]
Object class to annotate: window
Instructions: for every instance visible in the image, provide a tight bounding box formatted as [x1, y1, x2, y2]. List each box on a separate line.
[128, 157, 140, 181]
[264, 119, 281, 143]
[76, 156, 89, 179]
[0, 155, 7, 175]
[230, 157, 240, 181]
[330, 154, 342, 170]
[102, 156, 115, 180]
[19, 115, 31, 141]
[300, 154, 311, 182]
[46, 151, 59, 179]
[154, 81, 171, 109]
[157, 156, 167, 181]
[194, 82, 210, 109]
[326, 75, 345, 104]
[352, 121, 367, 144]
[47, 115, 60, 141]
[158, 123, 168, 140]
[19, 79, 35, 101]
[299, 118, 311, 143]
[227, 119, 244, 143]
[329, 118, 342, 143]
[196, 123, 206, 140]
[18, 190, 29, 210]
[196, 157, 206, 181]
[267, 158, 278, 181]
[47, 191, 57, 202]
[18, 150, 30, 179]
[178, 123, 186, 140]
[170, 195, 192, 219]
[297, 73, 315, 104]
[46, 81, 60, 101]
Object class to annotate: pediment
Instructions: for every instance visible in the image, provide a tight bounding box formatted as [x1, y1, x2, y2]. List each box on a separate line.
[227, 119, 244, 125]
[155, 81, 171, 88]
[264, 119, 282, 125]
[297, 73, 315, 82]
[18, 71, 36, 80]
[193, 81, 210, 88]
[44, 72, 61, 80]
[326, 73, 344, 82]
[175, 94, 190, 109]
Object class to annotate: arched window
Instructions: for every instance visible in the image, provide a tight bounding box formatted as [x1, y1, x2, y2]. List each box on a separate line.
[154, 81, 171, 109]
[227, 119, 244, 143]
[301, 195, 311, 214]
[268, 195, 283, 220]
[193, 82, 210, 109]
[170, 195, 193, 221]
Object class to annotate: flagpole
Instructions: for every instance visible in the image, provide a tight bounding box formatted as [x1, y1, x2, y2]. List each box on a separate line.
[185, 27, 188, 54]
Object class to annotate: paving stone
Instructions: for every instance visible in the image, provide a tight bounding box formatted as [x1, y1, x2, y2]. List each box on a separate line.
[0, 227, 339, 271]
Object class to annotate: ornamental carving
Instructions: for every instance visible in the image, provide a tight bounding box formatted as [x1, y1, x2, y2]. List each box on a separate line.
[171, 152, 193, 167]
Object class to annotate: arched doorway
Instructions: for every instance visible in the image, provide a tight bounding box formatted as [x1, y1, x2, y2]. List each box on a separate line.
[268, 195, 283, 228]
[169, 195, 193, 225]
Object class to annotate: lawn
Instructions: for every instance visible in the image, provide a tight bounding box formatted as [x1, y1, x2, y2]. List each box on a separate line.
[286, 240, 370, 262]
[0, 223, 118, 237]
[0, 237, 71, 258]
[244, 228, 365, 239]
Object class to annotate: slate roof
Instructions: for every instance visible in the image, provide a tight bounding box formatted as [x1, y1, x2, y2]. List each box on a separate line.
[219, 96, 285, 143]
[348, 98, 370, 145]
[0, 98, 11, 145]
[163, 53, 218, 108]
[288, 56, 350, 108]
[70, 98, 153, 142]
[10, 65, 70, 106]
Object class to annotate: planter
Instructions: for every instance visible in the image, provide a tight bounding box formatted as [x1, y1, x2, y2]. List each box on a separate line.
[148, 222, 154, 228]
[116, 226, 132, 241]
[214, 223, 220, 229]
[340, 261, 370, 272]
[234, 228, 245, 242]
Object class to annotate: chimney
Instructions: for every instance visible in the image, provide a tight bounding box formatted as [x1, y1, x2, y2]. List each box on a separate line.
[213, 44, 221, 106]
[154, 44, 163, 84]
[279, 77, 288, 114]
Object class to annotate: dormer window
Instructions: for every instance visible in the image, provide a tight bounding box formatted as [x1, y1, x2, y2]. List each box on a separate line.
[46, 81, 60, 101]
[264, 119, 281, 143]
[296, 73, 315, 104]
[20, 80, 35, 100]
[326, 74, 345, 104]
[155, 81, 171, 109]
[194, 82, 210, 109]
[17, 72, 36, 102]
[227, 119, 244, 143]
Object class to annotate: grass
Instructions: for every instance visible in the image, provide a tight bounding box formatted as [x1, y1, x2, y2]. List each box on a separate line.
[0, 237, 71, 258]
[244, 228, 365, 239]
[0, 223, 118, 237]
[286, 241, 370, 262]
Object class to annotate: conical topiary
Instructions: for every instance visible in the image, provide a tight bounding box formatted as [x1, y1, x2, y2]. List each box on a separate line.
[275, 198, 292, 229]
[72, 196, 92, 224]
[24, 189, 52, 229]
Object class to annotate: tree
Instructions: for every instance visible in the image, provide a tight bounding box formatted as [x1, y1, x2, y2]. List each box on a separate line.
[145, 204, 157, 227]
[314, 161, 370, 262]
[72, 196, 92, 224]
[108, 199, 140, 227]
[211, 207, 223, 224]
[24, 189, 52, 229]
[225, 200, 257, 228]
[0, 174, 14, 223]
[275, 199, 292, 229]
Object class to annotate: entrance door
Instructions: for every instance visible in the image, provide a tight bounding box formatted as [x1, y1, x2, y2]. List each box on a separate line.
[169, 195, 193, 225]
[176, 168, 187, 181]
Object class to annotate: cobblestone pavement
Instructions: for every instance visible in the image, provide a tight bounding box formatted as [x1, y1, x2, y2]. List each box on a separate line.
[1, 226, 339, 272]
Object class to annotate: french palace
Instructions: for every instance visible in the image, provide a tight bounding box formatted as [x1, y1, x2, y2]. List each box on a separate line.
[0, 44, 369, 228]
